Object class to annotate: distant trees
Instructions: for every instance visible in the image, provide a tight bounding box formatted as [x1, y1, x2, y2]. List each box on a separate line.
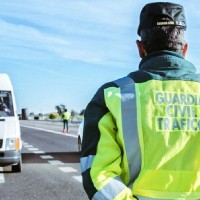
[49, 112, 58, 119]
[55, 104, 66, 115]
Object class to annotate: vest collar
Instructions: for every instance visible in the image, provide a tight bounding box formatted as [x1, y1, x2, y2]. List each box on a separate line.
[139, 50, 196, 74]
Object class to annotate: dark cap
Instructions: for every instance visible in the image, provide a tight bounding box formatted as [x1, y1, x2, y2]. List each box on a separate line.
[138, 2, 186, 36]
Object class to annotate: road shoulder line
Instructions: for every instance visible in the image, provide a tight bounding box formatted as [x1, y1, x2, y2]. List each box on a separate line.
[20, 125, 77, 138]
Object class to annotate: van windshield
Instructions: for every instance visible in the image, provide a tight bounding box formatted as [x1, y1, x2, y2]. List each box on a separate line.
[0, 91, 14, 117]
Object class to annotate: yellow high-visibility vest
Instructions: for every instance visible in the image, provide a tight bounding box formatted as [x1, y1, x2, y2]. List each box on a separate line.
[62, 111, 71, 120]
[132, 79, 200, 199]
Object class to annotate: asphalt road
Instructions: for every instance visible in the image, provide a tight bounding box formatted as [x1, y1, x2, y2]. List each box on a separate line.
[0, 120, 88, 200]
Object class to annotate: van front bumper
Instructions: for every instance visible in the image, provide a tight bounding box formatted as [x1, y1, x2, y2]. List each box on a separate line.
[0, 150, 21, 166]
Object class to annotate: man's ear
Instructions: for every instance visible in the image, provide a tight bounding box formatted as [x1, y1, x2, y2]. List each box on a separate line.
[182, 43, 188, 57]
[136, 40, 146, 58]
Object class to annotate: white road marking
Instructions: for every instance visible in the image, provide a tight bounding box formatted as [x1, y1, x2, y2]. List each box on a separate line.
[33, 151, 45, 154]
[0, 167, 5, 184]
[23, 140, 83, 186]
[22, 140, 82, 184]
[59, 167, 78, 173]
[22, 142, 28, 145]
[23, 145, 33, 148]
[20, 125, 77, 138]
[48, 160, 64, 165]
[73, 175, 82, 183]
[28, 148, 39, 151]
[40, 155, 53, 159]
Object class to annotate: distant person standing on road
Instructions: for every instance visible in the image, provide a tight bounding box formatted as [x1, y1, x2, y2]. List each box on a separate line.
[62, 109, 71, 133]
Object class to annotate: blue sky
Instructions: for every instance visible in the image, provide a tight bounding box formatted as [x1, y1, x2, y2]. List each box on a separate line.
[0, 0, 199, 114]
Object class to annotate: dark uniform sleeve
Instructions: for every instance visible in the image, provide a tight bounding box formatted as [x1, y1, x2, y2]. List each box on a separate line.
[80, 84, 109, 199]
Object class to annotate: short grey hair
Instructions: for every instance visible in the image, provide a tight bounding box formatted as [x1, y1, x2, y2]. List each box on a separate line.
[140, 26, 186, 54]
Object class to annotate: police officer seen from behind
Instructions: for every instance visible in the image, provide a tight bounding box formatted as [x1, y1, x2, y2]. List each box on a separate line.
[81, 2, 200, 200]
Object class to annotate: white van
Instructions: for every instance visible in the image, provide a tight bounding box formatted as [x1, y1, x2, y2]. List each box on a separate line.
[0, 73, 22, 172]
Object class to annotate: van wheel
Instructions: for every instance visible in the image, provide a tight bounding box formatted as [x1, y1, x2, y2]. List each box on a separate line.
[12, 156, 22, 173]
[78, 136, 82, 153]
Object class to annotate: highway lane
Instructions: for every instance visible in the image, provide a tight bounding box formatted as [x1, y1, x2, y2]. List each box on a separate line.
[21, 126, 79, 153]
[0, 121, 88, 200]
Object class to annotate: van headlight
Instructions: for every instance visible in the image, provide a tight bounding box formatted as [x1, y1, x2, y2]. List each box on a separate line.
[5, 138, 16, 150]
[5, 138, 20, 151]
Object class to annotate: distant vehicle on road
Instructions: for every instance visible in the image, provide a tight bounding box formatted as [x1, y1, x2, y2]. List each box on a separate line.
[78, 120, 84, 152]
[0, 74, 22, 172]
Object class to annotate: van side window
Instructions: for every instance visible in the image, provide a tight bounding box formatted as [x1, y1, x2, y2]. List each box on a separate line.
[0, 91, 14, 117]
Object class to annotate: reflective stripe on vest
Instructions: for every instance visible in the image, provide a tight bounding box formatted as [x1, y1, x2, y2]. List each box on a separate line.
[80, 155, 95, 173]
[92, 177, 127, 200]
[114, 77, 141, 186]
